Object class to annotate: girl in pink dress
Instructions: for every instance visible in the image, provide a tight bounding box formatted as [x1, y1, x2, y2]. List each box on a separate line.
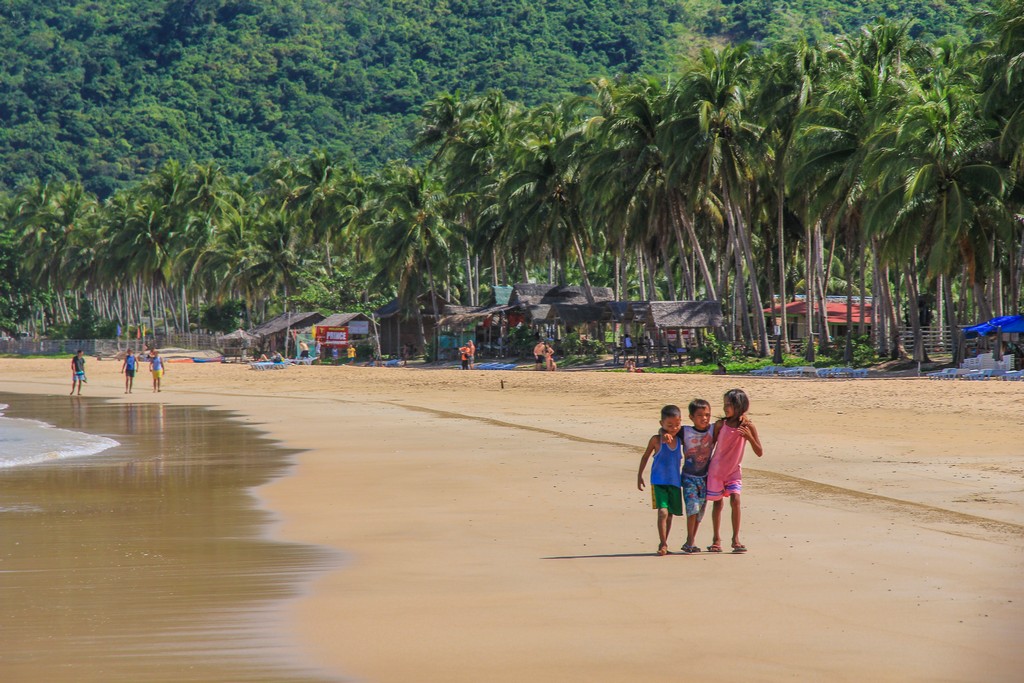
[707, 389, 763, 553]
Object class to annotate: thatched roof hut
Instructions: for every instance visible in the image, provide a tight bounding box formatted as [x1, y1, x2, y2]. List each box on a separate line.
[249, 311, 325, 352]
[250, 312, 325, 338]
[638, 301, 724, 329]
[509, 283, 615, 324]
[318, 312, 372, 328]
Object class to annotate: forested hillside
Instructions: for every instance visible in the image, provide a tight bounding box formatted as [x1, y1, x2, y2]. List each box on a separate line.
[0, 0, 989, 197]
[0, 0, 682, 197]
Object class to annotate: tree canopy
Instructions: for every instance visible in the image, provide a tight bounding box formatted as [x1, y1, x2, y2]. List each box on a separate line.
[0, 0, 988, 197]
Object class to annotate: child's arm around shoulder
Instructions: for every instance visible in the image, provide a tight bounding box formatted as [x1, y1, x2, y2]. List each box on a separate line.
[711, 418, 725, 444]
[636, 434, 661, 491]
[739, 417, 764, 457]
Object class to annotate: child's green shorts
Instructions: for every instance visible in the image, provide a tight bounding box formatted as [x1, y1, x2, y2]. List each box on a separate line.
[651, 484, 683, 516]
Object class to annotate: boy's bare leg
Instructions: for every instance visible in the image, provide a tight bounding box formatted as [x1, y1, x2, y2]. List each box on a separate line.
[656, 508, 672, 554]
[685, 514, 700, 548]
[730, 494, 744, 550]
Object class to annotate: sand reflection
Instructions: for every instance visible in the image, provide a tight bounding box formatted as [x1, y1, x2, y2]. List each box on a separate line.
[0, 393, 340, 683]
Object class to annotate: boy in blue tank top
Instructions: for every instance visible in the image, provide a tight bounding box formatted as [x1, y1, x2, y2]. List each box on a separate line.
[636, 405, 684, 556]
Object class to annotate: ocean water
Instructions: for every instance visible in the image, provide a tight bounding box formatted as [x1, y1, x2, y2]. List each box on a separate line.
[0, 402, 119, 467]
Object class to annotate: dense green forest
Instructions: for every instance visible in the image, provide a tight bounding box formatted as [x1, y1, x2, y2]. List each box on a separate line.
[4, 1, 1023, 369]
[1, 0, 989, 197]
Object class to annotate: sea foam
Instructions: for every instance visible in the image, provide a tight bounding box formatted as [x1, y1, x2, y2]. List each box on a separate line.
[0, 404, 119, 467]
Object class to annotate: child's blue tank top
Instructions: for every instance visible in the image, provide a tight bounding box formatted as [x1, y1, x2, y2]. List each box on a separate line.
[650, 438, 682, 487]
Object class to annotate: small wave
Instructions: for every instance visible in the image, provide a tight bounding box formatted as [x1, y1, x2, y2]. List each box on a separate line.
[0, 416, 120, 468]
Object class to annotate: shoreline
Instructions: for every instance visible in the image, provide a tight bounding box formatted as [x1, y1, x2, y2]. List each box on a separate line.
[0, 388, 338, 683]
[1, 359, 1022, 681]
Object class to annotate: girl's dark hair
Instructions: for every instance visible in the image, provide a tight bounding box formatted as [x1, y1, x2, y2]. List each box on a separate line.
[723, 389, 750, 415]
[661, 404, 682, 419]
[688, 398, 710, 416]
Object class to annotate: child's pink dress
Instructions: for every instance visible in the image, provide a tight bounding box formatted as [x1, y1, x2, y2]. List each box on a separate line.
[707, 422, 745, 501]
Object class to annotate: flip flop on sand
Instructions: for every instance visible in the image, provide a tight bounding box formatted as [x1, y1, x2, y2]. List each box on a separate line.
[681, 544, 701, 554]
[657, 543, 669, 556]
[707, 542, 723, 553]
[731, 542, 747, 553]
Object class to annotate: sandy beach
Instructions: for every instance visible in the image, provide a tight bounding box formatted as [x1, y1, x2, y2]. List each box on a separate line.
[1, 357, 1022, 682]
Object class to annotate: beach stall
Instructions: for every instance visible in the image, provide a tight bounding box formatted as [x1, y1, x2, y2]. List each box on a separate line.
[437, 303, 517, 359]
[508, 283, 615, 341]
[217, 328, 257, 362]
[624, 300, 724, 366]
[313, 312, 374, 363]
[374, 293, 449, 358]
[249, 312, 325, 356]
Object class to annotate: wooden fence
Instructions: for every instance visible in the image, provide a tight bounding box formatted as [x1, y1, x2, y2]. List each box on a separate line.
[1, 333, 222, 356]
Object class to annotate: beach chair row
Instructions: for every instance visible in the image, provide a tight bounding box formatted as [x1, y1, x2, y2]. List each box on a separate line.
[815, 367, 869, 378]
[926, 368, 1021, 380]
[475, 362, 518, 370]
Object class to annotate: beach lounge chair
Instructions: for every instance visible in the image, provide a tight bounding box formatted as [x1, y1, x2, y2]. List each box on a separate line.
[927, 368, 957, 380]
[815, 367, 838, 378]
[290, 355, 318, 366]
[750, 366, 779, 376]
[961, 368, 994, 381]
[779, 366, 816, 378]
[1001, 370, 1024, 381]
[249, 361, 289, 371]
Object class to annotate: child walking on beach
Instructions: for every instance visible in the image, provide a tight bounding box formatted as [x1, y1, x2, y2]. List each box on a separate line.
[636, 405, 684, 555]
[70, 350, 87, 395]
[707, 389, 763, 553]
[679, 398, 715, 554]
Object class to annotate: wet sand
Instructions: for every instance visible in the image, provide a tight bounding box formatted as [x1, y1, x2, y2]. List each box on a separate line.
[1, 358, 1023, 682]
[0, 391, 338, 683]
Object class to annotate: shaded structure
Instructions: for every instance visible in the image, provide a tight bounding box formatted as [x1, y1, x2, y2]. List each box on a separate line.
[217, 328, 257, 362]
[375, 293, 449, 357]
[249, 312, 325, 354]
[509, 283, 616, 328]
[612, 300, 724, 365]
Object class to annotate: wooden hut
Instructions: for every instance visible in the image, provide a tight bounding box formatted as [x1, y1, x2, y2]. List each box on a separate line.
[616, 300, 723, 365]
[437, 303, 517, 358]
[249, 311, 325, 354]
[374, 293, 449, 357]
[509, 283, 615, 332]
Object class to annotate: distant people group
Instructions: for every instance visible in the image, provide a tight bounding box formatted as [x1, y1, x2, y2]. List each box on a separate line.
[73, 345, 167, 395]
[532, 338, 556, 371]
[636, 389, 764, 556]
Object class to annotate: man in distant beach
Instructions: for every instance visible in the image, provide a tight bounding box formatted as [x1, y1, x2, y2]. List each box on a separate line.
[466, 339, 476, 370]
[299, 340, 310, 359]
[533, 339, 547, 370]
[347, 345, 357, 364]
[459, 343, 470, 370]
[121, 349, 137, 393]
[70, 349, 87, 395]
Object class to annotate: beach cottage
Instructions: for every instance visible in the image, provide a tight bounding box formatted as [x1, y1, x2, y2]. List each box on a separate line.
[250, 311, 325, 355]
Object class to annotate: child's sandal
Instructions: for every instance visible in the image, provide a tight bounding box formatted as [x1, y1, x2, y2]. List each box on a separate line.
[707, 542, 723, 553]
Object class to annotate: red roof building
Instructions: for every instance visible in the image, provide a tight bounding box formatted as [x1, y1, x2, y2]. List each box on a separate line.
[764, 299, 873, 339]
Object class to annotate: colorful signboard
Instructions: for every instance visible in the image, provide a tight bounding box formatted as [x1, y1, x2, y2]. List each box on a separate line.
[315, 326, 349, 346]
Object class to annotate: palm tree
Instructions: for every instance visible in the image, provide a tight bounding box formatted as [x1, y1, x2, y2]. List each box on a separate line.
[358, 162, 452, 354]
[753, 39, 827, 354]
[865, 59, 1009, 364]
[667, 45, 770, 354]
[499, 100, 598, 302]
